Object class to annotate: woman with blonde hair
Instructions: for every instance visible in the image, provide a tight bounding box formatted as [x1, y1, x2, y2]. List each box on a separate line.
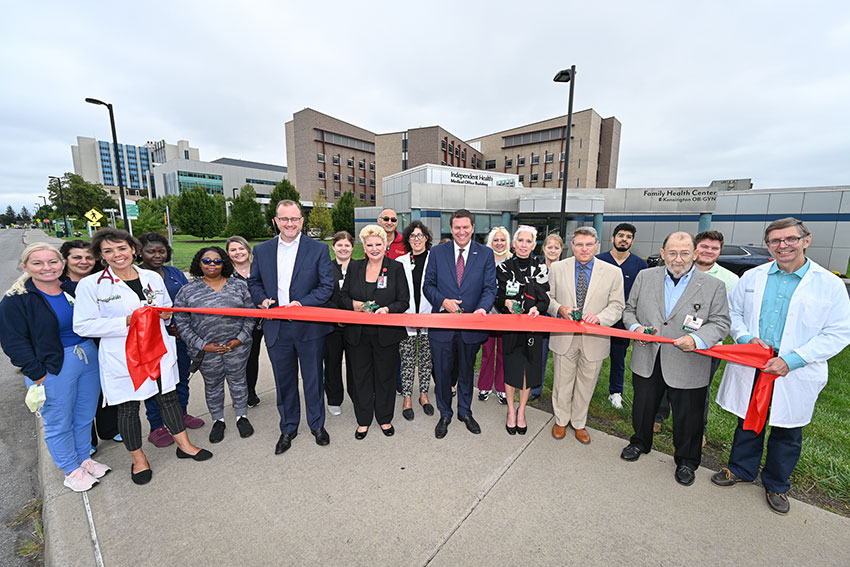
[0, 243, 108, 492]
[226, 235, 264, 408]
[477, 226, 512, 404]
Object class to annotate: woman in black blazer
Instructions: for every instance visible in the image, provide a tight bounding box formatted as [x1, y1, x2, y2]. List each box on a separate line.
[340, 225, 409, 439]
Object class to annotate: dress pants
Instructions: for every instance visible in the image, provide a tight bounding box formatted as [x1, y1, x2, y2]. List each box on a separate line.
[551, 342, 603, 430]
[655, 356, 721, 433]
[726, 370, 803, 494]
[631, 354, 707, 470]
[477, 334, 505, 394]
[347, 329, 399, 426]
[266, 325, 326, 435]
[245, 327, 265, 400]
[324, 328, 352, 406]
[533, 337, 549, 396]
[608, 334, 629, 395]
[145, 338, 191, 427]
[430, 332, 481, 421]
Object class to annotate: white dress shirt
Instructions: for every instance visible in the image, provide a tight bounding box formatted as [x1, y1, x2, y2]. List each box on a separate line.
[276, 233, 301, 305]
[452, 241, 470, 268]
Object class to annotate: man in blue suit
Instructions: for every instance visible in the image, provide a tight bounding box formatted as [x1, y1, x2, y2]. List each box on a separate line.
[424, 209, 497, 438]
[248, 200, 335, 454]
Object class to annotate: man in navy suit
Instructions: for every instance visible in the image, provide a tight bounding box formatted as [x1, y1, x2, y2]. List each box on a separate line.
[248, 200, 335, 454]
[423, 209, 497, 438]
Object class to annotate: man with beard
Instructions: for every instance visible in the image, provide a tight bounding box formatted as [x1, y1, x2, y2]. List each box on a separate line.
[620, 232, 730, 486]
[596, 223, 647, 409]
[377, 208, 406, 260]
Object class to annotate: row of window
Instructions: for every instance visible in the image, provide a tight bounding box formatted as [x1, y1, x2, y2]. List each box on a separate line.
[486, 153, 574, 170]
[317, 153, 376, 171]
[318, 171, 375, 186]
[315, 129, 376, 153]
[440, 139, 469, 161]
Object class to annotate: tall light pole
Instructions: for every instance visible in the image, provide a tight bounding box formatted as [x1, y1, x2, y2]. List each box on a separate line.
[48, 176, 70, 236]
[553, 65, 576, 238]
[38, 195, 47, 206]
[85, 97, 130, 234]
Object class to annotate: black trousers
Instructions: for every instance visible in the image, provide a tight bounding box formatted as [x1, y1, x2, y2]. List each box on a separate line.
[245, 327, 264, 398]
[347, 330, 399, 427]
[324, 328, 352, 406]
[116, 382, 185, 452]
[631, 354, 707, 470]
[91, 393, 119, 447]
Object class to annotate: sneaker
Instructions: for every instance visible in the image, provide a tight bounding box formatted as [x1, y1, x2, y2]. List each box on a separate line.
[64, 467, 98, 492]
[183, 413, 205, 429]
[80, 458, 112, 479]
[608, 393, 623, 409]
[148, 425, 174, 448]
[496, 392, 507, 405]
[328, 405, 342, 416]
[478, 390, 491, 401]
[236, 416, 254, 438]
[246, 394, 261, 408]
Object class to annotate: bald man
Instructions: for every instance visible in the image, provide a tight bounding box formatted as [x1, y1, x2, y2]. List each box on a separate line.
[378, 208, 406, 259]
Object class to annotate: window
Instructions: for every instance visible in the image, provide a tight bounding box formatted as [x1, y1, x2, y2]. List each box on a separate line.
[579, 138, 583, 148]
[476, 158, 482, 168]
[544, 171, 553, 181]
[441, 139, 447, 150]
[317, 171, 326, 180]
[461, 149, 466, 160]
[517, 157, 526, 166]
[359, 177, 366, 186]
[370, 194, 376, 202]
[504, 126, 565, 148]
[347, 175, 355, 184]
[531, 155, 540, 165]
[560, 152, 566, 162]
[530, 173, 539, 182]
[317, 153, 325, 163]
[544, 152, 554, 163]
[485, 160, 496, 170]
[358, 160, 365, 170]
[455, 147, 460, 158]
[369, 162, 376, 172]
[449, 142, 454, 154]
[334, 190, 341, 198]
[505, 158, 513, 168]
[441, 160, 447, 166]
[332, 155, 340, 166]
[333, 172, 340, 182]
[559, 171, 564, 180]
[347, 158, 354, 168]
[369, 178, 376, 187]
[518, 174, 524, 183]
[359, 192, 365, 200]
[578, 158, 581, 169]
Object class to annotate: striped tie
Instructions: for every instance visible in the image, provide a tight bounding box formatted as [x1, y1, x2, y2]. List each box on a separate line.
[576, 264, 588, 312]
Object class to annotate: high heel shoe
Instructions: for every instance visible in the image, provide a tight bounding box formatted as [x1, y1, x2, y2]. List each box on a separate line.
[506, 422, 517, 435]
[516, 421, 528, 435]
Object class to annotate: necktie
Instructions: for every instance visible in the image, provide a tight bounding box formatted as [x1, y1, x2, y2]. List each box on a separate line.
[456, 248, 465, 286]
[576, 264, 588, 312]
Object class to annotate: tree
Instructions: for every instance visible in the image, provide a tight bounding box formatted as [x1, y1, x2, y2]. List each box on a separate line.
[172, 185, 226, 240]
[18, 206, 31, 223]
[264, 179, 301, 225]
[331, 191, 356, 236]
[307, 191, 333, 239]
[132, 198, 167, 234]
[227, 185, 268, 239]
[1, 205, 16, 226]
[47, 173, 117, 220]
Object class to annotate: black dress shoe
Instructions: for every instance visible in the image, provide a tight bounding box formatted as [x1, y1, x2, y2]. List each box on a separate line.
[131, 464, 152, 485]
[236, 417, 254, 438]
[176, 447, 213, 461]
[209, 420, 226, 443]
[675, 464, 696, 486]
[381, 425, 395, 437]
[620, 444, 642, 462]
[420, 401, 435, 416]
[275, 433, 296, 455]
[458, 414, 481, 434]
[506, 422, 517, 435]
[311, 427, 330, 446]
[402, 408, 414, 421]
[355, 427, 368, 440]
[435, 417, 449, 439]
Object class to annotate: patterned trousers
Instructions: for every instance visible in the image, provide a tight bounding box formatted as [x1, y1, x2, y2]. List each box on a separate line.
[198, 344, 250, 420]
[399, 331, 432, 397]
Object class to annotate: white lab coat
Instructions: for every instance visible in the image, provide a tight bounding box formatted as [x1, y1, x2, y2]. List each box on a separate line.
[716, 260, 850, 427]
[73, 265, 179, 405]
[396, 252, 432, 336]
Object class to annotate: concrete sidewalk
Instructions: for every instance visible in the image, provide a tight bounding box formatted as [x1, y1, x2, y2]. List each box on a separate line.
[39, 358, 850, 566]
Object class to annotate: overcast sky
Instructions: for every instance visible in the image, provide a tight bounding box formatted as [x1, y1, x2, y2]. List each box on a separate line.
[2, 1, 848, 212]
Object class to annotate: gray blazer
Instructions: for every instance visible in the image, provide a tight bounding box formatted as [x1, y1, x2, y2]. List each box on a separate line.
[623, 266, 730, 389]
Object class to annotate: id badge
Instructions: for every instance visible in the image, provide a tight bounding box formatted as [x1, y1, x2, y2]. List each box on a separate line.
[506, 281, 520, 296]
[682, 314, 703, 333]
[338, 279, 345, 289]
[376, 276, 387, 289]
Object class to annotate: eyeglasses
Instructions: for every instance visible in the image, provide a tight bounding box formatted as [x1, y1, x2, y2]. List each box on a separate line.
[615, 233, 634, 239]
[276, 216, 302, 224]
[410, 233, 426, 240]
[201, 258, 223, 265]
[380, 216, 398, 223]
[766, 236, 807, 247]
[663, 251, 692, 259]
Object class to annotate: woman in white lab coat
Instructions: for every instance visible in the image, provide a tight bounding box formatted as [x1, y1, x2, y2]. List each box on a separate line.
[74, 228, 212, 485]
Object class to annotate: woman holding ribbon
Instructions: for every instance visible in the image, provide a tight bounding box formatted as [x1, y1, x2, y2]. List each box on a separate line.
[478, 226, 512, 404]
[495, 225, 549, 435]
[339, 224, 409, 439]
[73, 228, 211, 485]
[0, 243, 107, 492]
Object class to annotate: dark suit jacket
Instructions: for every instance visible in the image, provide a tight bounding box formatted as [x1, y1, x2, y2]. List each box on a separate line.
[339, 257, 409, 347]
[247, 234, 335, 346]
[423, 240, 497, 344]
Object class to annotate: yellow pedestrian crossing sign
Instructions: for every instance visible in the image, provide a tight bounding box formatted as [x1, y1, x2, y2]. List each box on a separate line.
[85, 208, 104, 224]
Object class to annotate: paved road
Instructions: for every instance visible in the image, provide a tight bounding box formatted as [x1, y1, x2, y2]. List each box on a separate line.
[0, 229, 46, 567]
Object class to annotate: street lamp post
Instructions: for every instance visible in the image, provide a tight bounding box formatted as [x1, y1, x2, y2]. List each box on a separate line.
[48, 176, 70, 236]
[553, 65, 576, 238]
[38, 195, 47, 206]
[85, 97, 131, 234]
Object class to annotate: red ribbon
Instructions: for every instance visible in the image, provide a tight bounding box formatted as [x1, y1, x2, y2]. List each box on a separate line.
[128, 305, 777, 431]
[126, 307, 168, 391]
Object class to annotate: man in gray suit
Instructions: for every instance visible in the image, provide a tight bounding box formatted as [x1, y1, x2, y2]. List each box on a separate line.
[620, 232, 730, 486]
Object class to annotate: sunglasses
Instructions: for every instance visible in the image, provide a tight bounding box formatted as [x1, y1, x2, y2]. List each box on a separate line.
[381, 216, 398, 222]
[201, 258, 223, 265]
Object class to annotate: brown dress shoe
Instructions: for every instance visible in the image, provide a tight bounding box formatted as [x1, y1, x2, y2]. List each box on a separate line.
[574, 428, 591, 444]
[653, 422, 662, 433]
[552, 424, 567, 439]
